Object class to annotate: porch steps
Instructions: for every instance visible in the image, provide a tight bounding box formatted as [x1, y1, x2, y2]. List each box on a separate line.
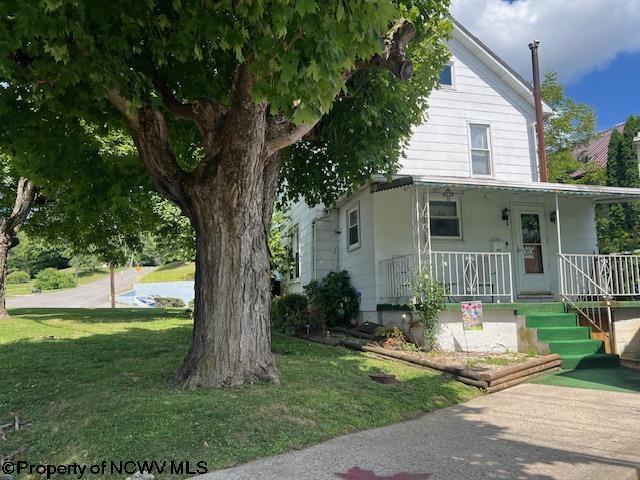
[525, 313, 580, 329]
[535, 326, 591, 342]
[515, 303, 565, 315]
[522, 310, 620, 370]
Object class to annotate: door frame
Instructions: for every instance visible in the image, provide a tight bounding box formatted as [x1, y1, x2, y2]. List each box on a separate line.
[510, 203, 551, 295]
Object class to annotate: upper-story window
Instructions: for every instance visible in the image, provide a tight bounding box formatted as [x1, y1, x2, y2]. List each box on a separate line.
[347, 204, 360, 251]
[438, 63, 454, 87]
[429, 200, 461, 238]
[289, 225, 300, 280]
[469, 124, 493, 176]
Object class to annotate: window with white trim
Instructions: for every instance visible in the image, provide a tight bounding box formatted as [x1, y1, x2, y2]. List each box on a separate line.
[289, 225, 300, 280]
[347, 205, 360, 250]
[438, 63, 453, 87]
[429, 200, 461, 238]
[469, 124, 493, 176]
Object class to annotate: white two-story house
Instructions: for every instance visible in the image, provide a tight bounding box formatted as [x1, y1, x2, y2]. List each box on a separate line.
[282, 20, 640, 362]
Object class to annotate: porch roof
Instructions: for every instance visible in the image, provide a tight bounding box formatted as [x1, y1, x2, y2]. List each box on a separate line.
[371, 175, 640, 203]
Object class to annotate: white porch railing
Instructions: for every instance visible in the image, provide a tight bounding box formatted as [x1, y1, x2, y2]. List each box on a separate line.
[559, 253, 640, 298]
[379, 255, 414, 299]
[558, 253, 640, 347]
[378, 251, 514, 302]
[430, 251, 514, 302]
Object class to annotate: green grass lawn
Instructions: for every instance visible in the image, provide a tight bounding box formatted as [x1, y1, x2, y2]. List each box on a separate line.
[6, 282, 34, 296]
[139, 262, 195, 283]
[60, 267, 110, 285]
[0, 309, 479, 478]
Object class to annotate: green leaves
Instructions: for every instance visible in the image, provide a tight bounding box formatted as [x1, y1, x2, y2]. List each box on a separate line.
[280, 4, 451, 206]
[0, 0, 451, 219]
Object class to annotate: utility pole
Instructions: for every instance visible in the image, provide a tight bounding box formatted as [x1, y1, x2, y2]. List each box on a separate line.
[110, 265, 116, 309]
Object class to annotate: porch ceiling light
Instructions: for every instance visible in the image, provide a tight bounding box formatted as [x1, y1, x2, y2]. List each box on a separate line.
[501, 208, 510, 226]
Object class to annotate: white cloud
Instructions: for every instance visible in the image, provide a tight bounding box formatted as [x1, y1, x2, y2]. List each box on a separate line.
[450, 0, 640, 83]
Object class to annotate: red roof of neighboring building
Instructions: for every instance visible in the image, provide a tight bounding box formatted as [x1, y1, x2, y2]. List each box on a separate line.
[571, 123, 624, 178]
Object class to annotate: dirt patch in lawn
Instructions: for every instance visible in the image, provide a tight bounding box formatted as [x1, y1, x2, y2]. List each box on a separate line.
[414, 350, 531, 375]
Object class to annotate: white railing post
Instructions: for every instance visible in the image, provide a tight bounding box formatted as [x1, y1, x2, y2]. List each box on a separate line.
[508, 252, 514, 303]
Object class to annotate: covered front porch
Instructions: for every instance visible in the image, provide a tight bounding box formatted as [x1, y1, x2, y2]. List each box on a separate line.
[374, 176, 640, 307]
[373, 176, 640, 357]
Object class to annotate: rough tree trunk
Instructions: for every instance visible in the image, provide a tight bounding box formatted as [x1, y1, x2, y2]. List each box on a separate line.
[175, 165, 279, 388]
[0, 236, 10, 319]
[0, 177, 36, 320]
[174, 90, 280, 388]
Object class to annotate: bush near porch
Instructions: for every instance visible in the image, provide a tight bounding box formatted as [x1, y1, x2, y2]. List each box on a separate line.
[0, 308, 478, 478]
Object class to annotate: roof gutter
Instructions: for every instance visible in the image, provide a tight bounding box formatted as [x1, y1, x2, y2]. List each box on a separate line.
[529, 40, 548, 182]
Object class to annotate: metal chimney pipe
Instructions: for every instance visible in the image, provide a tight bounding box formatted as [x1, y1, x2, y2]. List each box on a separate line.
[529, 40, 548, 182]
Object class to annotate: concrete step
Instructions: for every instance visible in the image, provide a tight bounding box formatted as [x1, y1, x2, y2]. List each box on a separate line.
[536, 326, 591, 342]
[526, 313, 578, 329]
[549, 339, 605, 356]
[516, 303, 565, 315]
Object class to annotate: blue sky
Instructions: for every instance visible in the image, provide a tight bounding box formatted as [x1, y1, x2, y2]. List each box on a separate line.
[451, 0, 640, 131]
[565, 52, 640, 130]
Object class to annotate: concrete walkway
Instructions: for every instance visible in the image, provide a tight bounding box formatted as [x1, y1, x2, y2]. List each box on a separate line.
[198, 383, 640, 480]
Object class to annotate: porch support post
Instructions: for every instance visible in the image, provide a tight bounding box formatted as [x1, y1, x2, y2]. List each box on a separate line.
[555, 192, 565, 300]
[555, 193, 562, 254]
[425, 186, 432, 277]
[414, 185, 422, 273]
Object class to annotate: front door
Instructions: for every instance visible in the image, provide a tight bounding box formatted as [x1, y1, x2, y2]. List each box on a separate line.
[513, 205, 550, 295]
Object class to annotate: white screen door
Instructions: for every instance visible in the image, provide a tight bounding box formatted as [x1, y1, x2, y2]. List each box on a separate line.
[513, 205, 549, 294]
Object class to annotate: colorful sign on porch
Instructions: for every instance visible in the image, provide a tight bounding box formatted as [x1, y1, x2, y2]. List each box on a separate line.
[461, 301, 483, 331]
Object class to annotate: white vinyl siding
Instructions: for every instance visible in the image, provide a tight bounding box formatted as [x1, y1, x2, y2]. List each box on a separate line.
[399, 36, 537, 182]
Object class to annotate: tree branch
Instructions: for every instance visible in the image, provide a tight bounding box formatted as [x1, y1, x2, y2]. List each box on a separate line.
[265, 116, 317, 156]
[128, 107, 195, 217]
[346, 19, 416, 82]
[152, 76, 199, 122]
[5, 177, 36, 235]
[266, 18, 416, 155]
[107, 89, 138, 125]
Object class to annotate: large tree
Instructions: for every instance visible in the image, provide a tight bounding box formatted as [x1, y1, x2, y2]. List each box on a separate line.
[0, 1, 450, 388]
[540, 71, 599, 184]
[0, 156, 36, 318]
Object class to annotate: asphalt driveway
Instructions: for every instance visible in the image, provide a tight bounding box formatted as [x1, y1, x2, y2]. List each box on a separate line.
[198, 383, 640, 480]
[6, 267, 148, 308]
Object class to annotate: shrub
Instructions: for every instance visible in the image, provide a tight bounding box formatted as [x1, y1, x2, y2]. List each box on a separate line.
[304, 271, 359, 328]
[6, 270, 30, 284]
[410, 268, 446, 350]
[271, 293, 309, 332]
[153, 296, 186, 308]
[33, 268, 76, 291]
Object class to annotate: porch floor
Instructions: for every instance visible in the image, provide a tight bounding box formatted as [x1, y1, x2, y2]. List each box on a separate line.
[532, 367, 640, 393]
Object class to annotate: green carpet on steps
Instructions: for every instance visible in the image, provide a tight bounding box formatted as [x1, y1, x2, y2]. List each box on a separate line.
[532, 367, 640, 393]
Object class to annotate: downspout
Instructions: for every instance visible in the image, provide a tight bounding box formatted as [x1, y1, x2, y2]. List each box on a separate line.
[529, 40, 548, 182]
[311, 209, 333, 281]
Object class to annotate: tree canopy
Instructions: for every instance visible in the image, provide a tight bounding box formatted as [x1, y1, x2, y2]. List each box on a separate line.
[541, 71, 599, 184]
[0, 1, 452, 387]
